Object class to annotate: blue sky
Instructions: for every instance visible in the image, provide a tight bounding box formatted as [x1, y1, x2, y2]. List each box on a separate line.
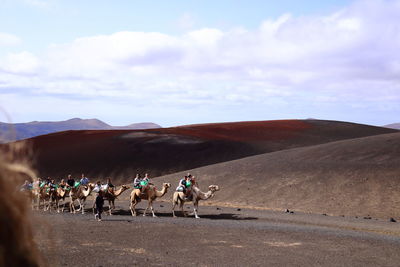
[0, 0, 399, 127]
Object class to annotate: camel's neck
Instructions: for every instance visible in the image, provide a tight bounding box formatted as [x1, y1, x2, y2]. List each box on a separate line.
[114, 187, 127, 197]
[155, 186, 168, 197]
[193, 186, 214, 200]
[81, 186, 93, 197]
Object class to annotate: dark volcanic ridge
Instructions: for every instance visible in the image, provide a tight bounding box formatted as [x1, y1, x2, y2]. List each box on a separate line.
[0, 118, 161, 143]
[156, 132, 400, 219]
[12, 119, 397, 181]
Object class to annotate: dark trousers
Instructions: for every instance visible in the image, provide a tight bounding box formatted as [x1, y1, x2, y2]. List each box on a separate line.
[96, 207, 103, 219]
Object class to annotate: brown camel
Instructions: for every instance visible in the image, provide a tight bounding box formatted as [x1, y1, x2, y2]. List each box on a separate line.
[130, 183, 171, 217]
[69, 183, 95, 214]
[172, 184, 220, 218]
[102, 185, 130, 215]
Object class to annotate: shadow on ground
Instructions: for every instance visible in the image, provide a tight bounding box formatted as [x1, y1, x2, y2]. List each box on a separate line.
[109, 209, 257, 220]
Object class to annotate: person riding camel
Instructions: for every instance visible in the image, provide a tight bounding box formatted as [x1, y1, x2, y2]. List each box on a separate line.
[80, 174, 89, 186]
[107, 178, 115, 194]
[20, 180, 32, 191]
[67, 174, 75, 187]
[133, 174, 141, 189]
[94, 180, 102, 193]
[140, 173, 151, 192]
[49, 179, 57, 189]
[176, 176, 192, 198]
[59, 179, 67, 189]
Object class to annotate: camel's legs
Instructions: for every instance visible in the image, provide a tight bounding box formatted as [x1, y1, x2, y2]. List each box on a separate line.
[80, 199, 86, 214]
[130, 196, 137, 216]
[43, 198, 48, 211]
[36, 195, 40, 210]
[76, 199, 82, 212]
[130, 201, 137, 216]
[143, 200, 157, 217]
[56, 199, 60, 213]
[61, 198, 65, 213]
[150, 201, 156, 217]
[108, 200, 112, 216]
[70, 198, 75, 213]
[193, 201, 200, 219]
[143, 202, 148, 216]
[180, 202, 187, 217]
[172, 201, 177, 217]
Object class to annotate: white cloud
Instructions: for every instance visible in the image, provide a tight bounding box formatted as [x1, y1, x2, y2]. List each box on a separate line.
[0, 0, 400, 125]
[1, 51, 40, 74]
[0, 32, 21, 46]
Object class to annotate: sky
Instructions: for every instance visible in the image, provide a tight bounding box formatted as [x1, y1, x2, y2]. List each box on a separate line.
[0, 0, 399, 127]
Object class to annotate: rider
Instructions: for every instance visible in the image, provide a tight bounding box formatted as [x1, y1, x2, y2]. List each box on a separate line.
[107, 178, 115, 193]
[59, 179, 67, 189]
[133, 174, 142, 190]
[176, 176, 191, 195]
[66, 175, 75, 187]
[20, 180, 31, 191]
[94, 180, 102, 193]
[140, 173, 151, 192]
[80, 174, 89, 186]
[49, 179, 57, 189]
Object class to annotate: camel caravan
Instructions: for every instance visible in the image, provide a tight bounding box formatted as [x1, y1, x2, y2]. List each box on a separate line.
[20, 173, 220, 220]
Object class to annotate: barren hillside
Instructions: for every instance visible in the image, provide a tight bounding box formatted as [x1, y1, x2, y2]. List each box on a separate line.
[156, 132, 400, 219]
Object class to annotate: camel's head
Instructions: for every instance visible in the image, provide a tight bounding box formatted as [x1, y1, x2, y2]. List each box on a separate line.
[121, 185, 130, 190]
[163, 183, 171, 188]
[87, 183, 95, 189]
[208, 185, 220, 192]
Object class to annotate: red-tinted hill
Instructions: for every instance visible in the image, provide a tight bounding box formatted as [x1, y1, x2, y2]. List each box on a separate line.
[14, 119, 397, 180]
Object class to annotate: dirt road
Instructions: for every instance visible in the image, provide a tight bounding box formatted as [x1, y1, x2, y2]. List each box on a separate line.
[34, 202, 400, 266]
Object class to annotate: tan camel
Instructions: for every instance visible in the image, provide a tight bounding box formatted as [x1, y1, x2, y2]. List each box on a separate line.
[24, 180, 39, 210]
[102, 185, 130, 215]
[50, 186, 67, 213]
[36, 185, 52, 211]
[172, 184, 220, 218]
[29, 180, 46, 210]
[130, 183, 171, 217]
[69, 183, 95, 214]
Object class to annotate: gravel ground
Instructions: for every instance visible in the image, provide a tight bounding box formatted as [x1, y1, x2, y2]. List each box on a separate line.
[34, 201, 400, 267]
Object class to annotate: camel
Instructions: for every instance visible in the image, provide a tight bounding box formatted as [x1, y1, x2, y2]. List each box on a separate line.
[130, 183, 171, 217]
[29, 180, 45, 210]
[50, 186, 67, 213]
[35, 185, 52, 211]
[69, 183, 95, 214]
[102, 185, 130, 215]
[172, 184, 220, 219]
[21, 181, 37, 210]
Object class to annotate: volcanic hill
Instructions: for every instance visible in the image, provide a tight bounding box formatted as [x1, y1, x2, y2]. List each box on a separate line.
[17, 119, 397, 180]
[157, 132, 400, 219]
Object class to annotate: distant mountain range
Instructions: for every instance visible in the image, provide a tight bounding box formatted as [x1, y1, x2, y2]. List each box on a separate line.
[384, 123, 400, 130]
[0, 118, 161, 143]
